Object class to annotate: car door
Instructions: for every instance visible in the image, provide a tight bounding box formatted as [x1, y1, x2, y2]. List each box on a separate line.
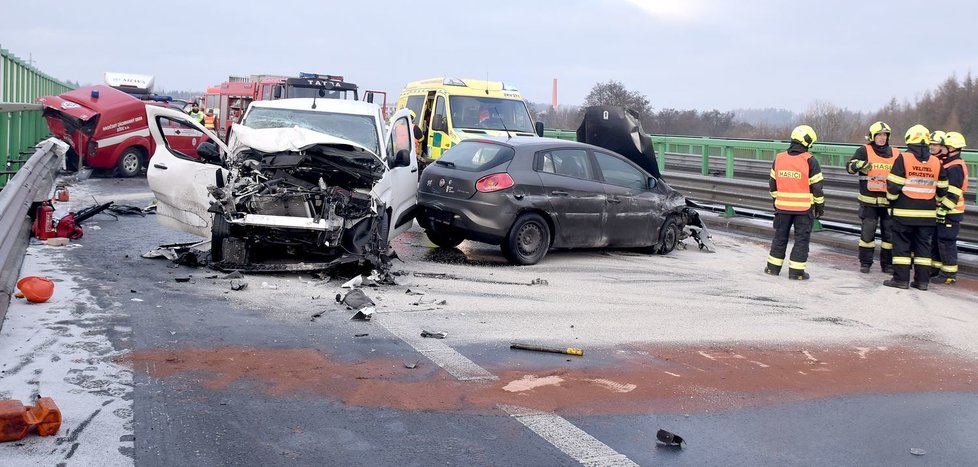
[379, 108, 419, 240]
[593, 151, 655, 247]
[535, 147, 607, 247]
[145, 106, 229, 239]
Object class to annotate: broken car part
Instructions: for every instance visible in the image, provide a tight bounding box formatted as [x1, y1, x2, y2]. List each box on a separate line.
[510, 342, 584, 357]
[420, 330, 448, 339]
[655, 429, 685, 447]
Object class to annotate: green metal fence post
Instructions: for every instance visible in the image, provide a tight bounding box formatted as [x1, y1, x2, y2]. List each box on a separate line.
[722, 145, 736, 217]
[700, 144, 709, 176]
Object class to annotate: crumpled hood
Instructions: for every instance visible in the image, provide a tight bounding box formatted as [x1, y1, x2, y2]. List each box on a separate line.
[228, 124, 382, 164]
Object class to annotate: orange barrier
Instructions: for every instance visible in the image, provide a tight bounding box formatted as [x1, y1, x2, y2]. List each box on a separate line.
[0, 397, 62, 442]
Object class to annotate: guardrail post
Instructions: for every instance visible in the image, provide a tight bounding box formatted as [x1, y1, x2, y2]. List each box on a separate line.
[722, 146, 736, 217]
[700, 144, 709, 176]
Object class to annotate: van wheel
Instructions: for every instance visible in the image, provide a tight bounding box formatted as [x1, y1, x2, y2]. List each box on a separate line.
[116, 147, 143, 178]
[656, 217, 680, 255]
[501, 213, 550, 265]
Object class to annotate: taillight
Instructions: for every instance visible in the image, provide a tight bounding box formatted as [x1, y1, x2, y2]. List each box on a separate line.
[475, 173, 514, 193]
[86, 139, 97, 157]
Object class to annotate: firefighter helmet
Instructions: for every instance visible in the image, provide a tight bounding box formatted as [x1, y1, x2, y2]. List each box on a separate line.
[930, 130, 947, 145]
[943, 131, 967, 150]
[868, 121, 892, 141]
[790, 125, 817, 148]
[904, 124, 931, 145]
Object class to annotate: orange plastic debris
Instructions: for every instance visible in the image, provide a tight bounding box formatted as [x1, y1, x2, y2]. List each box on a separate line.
[54, 185, 70, 202]
[16, 276, 54, 303]
[0, 397, 62, 442]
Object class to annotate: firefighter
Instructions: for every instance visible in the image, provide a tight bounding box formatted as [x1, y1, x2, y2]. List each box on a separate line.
[883, 124, 948, 290]
[189, 104, 204, 124]
[203, 109, 217, 130]
[764, 125, 825, 280]
[846, 121, 900, 273]
[931, 131, 968, 285]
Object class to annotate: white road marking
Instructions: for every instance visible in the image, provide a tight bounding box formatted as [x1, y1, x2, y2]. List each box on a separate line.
[664, 371, 682, 377]
[377, 313, 496, 381]
[499, 405, 639, 467]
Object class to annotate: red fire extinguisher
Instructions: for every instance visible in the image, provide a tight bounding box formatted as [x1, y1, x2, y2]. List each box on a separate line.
[32, 201, 57, 240]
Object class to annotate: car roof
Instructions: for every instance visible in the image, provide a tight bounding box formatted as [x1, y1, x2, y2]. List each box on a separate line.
[248, 98, 379, 117]
[462, 136, 597, 151]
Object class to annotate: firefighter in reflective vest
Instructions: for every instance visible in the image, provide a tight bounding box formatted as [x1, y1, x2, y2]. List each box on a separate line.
[883, 124, 948, 290]
[847, 121, 899, 273]
[203, 109, 217, 130]
[931, 131, 968, 285]
[765, 125, 825, 280]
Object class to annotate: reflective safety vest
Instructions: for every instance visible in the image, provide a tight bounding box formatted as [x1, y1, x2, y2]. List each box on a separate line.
[944, 158, 969, 215]
[861, 145, 898, 193]
[901, 153, 941, 200]
[773, 151, 813, 211]
[203, 114, 216, 129]
[189, 111, 204, 123]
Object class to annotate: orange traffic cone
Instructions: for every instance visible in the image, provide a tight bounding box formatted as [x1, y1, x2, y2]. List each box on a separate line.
[0, 397, 62, 442]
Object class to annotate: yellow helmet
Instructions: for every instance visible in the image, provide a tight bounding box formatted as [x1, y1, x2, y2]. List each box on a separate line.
[904, 124, 931, 145]
[868, 121, 892, 141]
[790, 125, 817, 148]
[943, 131, 967, 150]
[929, 130, 946, 145]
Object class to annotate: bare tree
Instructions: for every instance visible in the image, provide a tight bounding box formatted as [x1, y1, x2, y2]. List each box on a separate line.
[582, 80, 652, 119]
[801, 100, 866, 143]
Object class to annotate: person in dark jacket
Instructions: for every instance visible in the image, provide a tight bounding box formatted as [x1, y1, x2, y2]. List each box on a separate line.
[931, 131, 969, 285]
[765, 125, 825, 280]
[883, 125, 948, 290]
[846, 121, 900, 273]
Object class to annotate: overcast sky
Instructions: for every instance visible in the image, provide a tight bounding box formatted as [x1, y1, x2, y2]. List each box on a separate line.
[3, 0, 976, 113]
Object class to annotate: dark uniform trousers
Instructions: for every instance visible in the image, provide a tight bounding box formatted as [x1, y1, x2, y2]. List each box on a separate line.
[932, 220, 961, 274]
[768, 212, 813, 274]
[891, 219, 934, 284]
[858, 204, 893, 269]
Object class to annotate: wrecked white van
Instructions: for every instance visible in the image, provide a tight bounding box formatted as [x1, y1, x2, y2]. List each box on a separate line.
[145, 99, 420, 273]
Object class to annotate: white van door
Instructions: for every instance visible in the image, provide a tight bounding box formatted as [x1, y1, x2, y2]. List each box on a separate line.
[383, 108, 420, 239]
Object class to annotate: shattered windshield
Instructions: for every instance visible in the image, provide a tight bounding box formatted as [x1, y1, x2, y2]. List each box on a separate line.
[449, 96, 534, 133]
[242, 107, 379, 155]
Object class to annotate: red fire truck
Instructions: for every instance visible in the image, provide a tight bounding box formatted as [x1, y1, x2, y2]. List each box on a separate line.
[211, 73, 387, 141]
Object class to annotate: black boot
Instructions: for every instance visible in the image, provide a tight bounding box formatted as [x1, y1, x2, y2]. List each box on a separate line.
[789, 271, 810, 281]
[859, 264, 871, 273]
[910, 281, 929, 291]
[883, 279, 909, 289]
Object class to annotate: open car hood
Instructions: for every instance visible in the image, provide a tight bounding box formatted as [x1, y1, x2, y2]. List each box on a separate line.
[228, 125, 383, 165]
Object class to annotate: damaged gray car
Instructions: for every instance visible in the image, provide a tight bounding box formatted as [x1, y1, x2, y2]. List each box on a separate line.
[145, 101, 420, 273]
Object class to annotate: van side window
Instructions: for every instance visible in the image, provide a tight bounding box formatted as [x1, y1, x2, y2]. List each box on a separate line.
[405, 95, 424, 117]
[433, 96, 446, 131]
[389, 117, 412, 168]
[262, 86, 272, 100]
[158, 116, 210, 162]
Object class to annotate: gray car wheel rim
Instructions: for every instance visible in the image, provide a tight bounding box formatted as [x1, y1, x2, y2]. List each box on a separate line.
[122, 153, 139, 173]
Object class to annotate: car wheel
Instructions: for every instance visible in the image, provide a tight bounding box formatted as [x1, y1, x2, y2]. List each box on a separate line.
[425, 224, 464, 248]
[656, 217, 680, 255]
[502, 213, 550, 265]
[116, 147, 143, 178]
[211, 214, 231, 263]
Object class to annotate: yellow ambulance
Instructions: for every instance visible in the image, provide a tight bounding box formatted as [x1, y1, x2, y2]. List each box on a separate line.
[395, 77, 543, 159]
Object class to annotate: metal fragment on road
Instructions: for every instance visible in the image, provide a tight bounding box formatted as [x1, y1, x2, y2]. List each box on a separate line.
[910, 448, 926, 456]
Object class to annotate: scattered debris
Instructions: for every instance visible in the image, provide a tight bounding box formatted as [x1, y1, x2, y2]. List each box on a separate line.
[405, 289, 425, 296]
[0, 397, 62, 442]
[435, 300, 447, 306]
[106, 204, 147, 217]
[351, 307, 375, 321]
[142, 241, 210, 267]
[16, 276, 55, 303]
[43, 237, 69, 247]
[530, 278, 549, 286]
[909, 448, 926, 456]
[342, 275, 363, 289]
[230, 280, 248, 291]
[131, 298, 144, 302]
[260, 282, 279, 290]
[221, 271, 244, 279]
[354, 333, 369, 338]
[404, 360, 420, 369]
[420, 330, 448, 339]
[510, 342, 584, 357]
[311, 311, 325, 321]
[656, 429, 685, 447]
[174, 277, 192, 283]
[337, 289, 375, 309]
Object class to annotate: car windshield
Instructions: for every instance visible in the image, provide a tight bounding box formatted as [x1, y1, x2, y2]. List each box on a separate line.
[242, 107, 379, 155]
[449, 96, 534, 133]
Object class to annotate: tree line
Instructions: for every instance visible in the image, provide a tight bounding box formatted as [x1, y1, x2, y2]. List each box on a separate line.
[535, 75, 978, 145]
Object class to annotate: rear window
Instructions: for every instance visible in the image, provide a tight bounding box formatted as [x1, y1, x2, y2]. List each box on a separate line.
[436, 141, 515, 172]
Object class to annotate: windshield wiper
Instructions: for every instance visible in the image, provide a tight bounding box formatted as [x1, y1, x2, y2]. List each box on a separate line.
[435, 160, 455, 168]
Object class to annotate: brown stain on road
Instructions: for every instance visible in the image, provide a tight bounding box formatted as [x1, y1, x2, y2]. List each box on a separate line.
[120, 343, 978, 415]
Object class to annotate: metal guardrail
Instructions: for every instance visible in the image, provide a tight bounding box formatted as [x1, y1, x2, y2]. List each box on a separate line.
[0, 138, 67, 331]
[1, 47, 75, 189]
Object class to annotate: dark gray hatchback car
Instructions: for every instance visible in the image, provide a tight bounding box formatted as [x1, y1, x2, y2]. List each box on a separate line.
[417, 136, 712, 265]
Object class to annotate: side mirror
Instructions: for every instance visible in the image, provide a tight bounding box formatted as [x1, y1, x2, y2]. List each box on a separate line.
[365, 92, 374, 104]
[394, 149, 411, 168]
[535, 121, 545, 137]
[432, 115, 448, 132]
[413, 124, 423, 140]
[318, 89, 326, 98]
[273, 87, 283, 99]
[647, 177, 658, 190]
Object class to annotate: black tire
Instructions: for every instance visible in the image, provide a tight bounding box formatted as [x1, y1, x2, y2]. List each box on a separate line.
[425, 224, 464, 248]
[501, 213, 551, 265]
[116, 147, 143, 178]
[656, 217, 680, 255]
[211, 214, 231, 263]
